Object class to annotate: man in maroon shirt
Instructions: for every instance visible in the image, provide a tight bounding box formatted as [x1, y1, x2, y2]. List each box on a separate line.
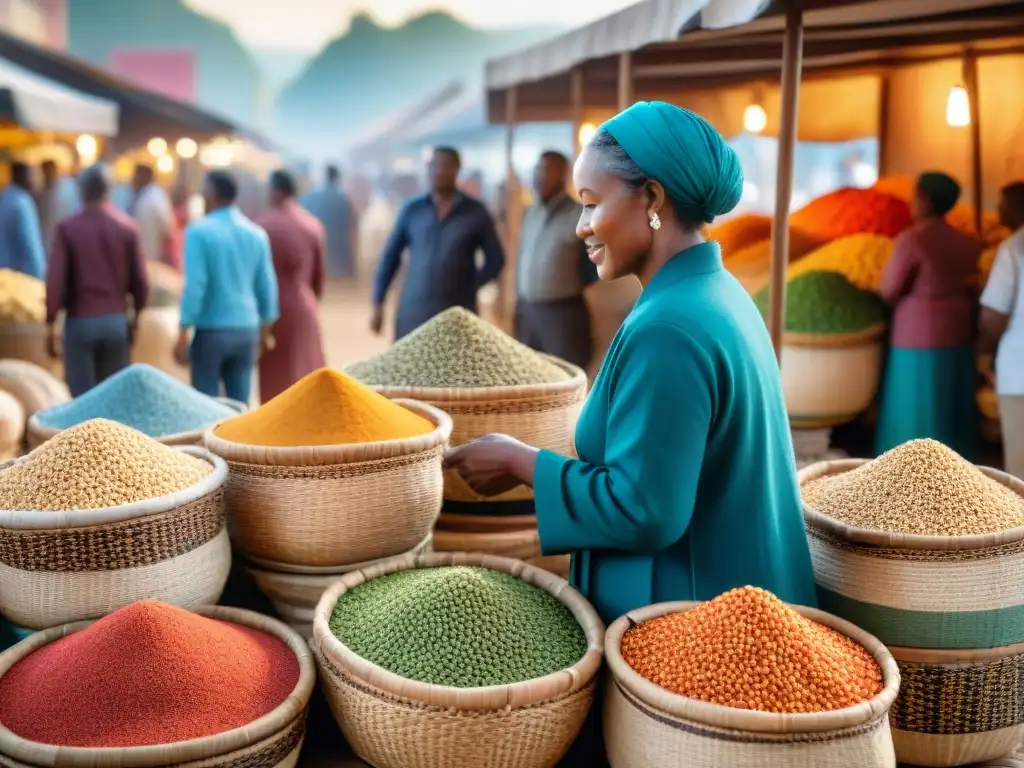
[46, 164, 149, 396]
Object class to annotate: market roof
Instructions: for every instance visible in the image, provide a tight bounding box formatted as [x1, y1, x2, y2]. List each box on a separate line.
[345, 81, 464, 154]
[485, 0, 1024, 123]
[0, 29, 247, 145]
[0, 55, 118, 136]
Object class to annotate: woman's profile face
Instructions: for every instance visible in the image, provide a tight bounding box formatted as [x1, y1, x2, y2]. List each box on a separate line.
[573, 145, 652, 281]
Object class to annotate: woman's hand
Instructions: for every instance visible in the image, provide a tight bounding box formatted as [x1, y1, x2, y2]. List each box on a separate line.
[443, 434, 540, 497]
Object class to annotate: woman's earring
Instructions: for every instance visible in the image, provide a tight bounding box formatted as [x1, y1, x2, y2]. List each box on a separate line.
[649, 213, 662, 231]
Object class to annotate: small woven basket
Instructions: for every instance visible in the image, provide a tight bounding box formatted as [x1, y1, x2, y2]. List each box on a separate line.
[0, 606, 316, 768]
[243, 533, 433, 639]
[312, 551, 604, 768]
[604, 600, 901, 768]
[26, 398, 248, 451]
[204, 400, 451, 569]
[362, 356, 586, 512]
[889, 643, 1024, 766]
[0, 446, 230, 630]
[800, 459, 1024, 650]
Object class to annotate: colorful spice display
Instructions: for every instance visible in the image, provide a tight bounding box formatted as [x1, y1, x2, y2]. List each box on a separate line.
[803, 439, 1024, 535]
[34, 364, 237, 438]
[790, 187, 912, 241]
[786, 234, 895, 293]
[621, 586, 883, 713]
[0, 601, 299, 747]
[329, 566, 587, 688]
[214, 367, 434, 447]
[346, 307, 571, 388]
[753, 271, 887, 335]
[706, 213, 773, 259]
[0, 419, 212, 510]
[0, 269, 45, 324]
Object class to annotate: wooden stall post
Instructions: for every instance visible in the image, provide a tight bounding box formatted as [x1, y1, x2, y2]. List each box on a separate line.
[618, 52, 634, 111]
[768, 9, 805, 362]
[571, 66, 585, 160]
[877, 74, 891, 178]
[498, 86, 522, 330]
[963, 50, 983, 235]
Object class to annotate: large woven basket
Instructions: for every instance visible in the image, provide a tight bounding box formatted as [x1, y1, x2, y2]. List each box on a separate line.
[781, 325, 885, 429]
[204, 400, 451, 568]
[244, 533, 433, 639]
[889, 643, 1024, 766]
[364, 356, 587, 513]
[0, 606, 316, 768]
[26, 397, 247, 451]
[431, 521, 571, 579]
[0, 359, 69, 420]
[800, 459, 1024, 650]
[312, 551, 604, 768]
[0, 446, 231, 630]
[604, 600, 901, 768]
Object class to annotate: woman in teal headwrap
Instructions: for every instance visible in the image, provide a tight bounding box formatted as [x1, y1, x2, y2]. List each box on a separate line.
[875, 171, 981, 458]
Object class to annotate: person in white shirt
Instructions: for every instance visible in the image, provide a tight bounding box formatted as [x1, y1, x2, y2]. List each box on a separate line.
[131, 164, 175, 267]
[980, 181, 1024, 479]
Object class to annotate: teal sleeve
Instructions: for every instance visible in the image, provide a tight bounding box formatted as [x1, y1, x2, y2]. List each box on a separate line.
[179, 226, 207, 328]
[536, 322, 715, 554]
[255, 231, 280, 324]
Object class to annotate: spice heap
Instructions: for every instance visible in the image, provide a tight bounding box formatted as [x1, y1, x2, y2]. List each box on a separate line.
[347, 307, 571, 388]
[0, 419, 211, 511]
[790, 187, 912, 241]
[35, 364, 237, 438]
[621, 586, 883, 713]
[0, 601, 299, 747]
[787, 234, 895, 293]
[754, 271, 887, 335]
[0, 269, 45, 324]
[330, 566, 587, 687]
[215, 368, 433, 447]
[802, 438, 1024, 536]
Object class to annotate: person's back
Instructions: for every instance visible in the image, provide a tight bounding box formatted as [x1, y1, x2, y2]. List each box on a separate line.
[54, 207, 143, 315]
[0, 165, 45, 279]
[301, 165, 354, 278]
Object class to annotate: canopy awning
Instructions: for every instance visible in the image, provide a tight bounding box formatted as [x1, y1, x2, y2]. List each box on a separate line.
[345, 81, 464, 155]
[0, 56, 118, 136]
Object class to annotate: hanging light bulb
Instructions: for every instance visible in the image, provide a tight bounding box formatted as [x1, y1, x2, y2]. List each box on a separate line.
[577, 122, 598, 147]
[743, 103, 768, 134]
[175, 137, 198, 159]
[156, 154, 175, 174]
[75, 134, 98, 161]
[147, 137, 168, 156]
[946, 85, 970, 127]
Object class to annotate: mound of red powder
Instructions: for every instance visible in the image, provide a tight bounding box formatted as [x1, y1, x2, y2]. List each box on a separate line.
[0, 601, 299, 747]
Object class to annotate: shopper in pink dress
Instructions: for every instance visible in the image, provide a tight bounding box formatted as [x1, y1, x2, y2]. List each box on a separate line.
[255, 170, 326, 402]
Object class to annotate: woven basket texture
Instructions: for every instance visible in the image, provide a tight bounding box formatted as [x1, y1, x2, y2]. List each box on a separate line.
[782, 340, 883, 428]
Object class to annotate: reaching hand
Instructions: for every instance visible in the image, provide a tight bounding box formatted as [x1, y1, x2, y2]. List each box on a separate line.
[45, 328, 60, 360]
[369, 305, 384, 336]
[443, 434, 538, 497]
[173, 334, 190, 366]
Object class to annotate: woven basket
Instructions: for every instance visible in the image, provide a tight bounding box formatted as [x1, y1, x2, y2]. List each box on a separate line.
[800, 459, 1024, 650]
[364, 356, 586, 511]
[889, 643, 1024, 766]
[432, 527, 541, 560]
[204, 400, 451, 568]
[0, 447, 231, 630]
[26, 398, 247, 451]
[604, 600, 901, 768]
[0, 606, 316, 768]
[243, 533, 433, 639]
[312, 551, 605, 768]
[781, 325, 885, 429]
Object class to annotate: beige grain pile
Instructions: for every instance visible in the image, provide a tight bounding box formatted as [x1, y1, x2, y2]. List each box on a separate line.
[801, 439, 1024, 536]
[0, 419, 212, 511]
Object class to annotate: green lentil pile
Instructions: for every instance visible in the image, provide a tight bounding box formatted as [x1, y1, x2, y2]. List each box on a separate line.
[802, 439, 1024, 536]
[754, 270, 886, 335]
[346, 307, 571, 388]
[329, 566, 587, 687]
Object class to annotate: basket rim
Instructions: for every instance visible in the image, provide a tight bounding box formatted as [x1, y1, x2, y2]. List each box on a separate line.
[311, 551, 605, 711]
[0, 605, 316, 768]
[27, 397, 246, 446]
[783, 322, 886, 348]
[888, 641, 1024, 665]
[241, 531, 434, 575]
[203, 399, 452, 467]
[350, 355, 588, 403]
[604, 600, 901, 734]
[0, 446, 227, 531]
[799, 458, 1024, 550]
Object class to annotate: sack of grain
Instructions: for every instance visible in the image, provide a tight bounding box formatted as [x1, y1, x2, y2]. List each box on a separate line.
[0, 359, 69, 419]
[132, 307, 188, 382]
[0, 392, 23, 460]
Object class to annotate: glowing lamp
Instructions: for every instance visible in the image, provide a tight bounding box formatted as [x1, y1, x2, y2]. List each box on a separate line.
[75, 134, 97, 160]
[946, 85, 970, 127]
[147, 137, 168, 157]
[577, 122, 598, 147]
[176, 138, 198, 159]
[743, 103, 768, 134]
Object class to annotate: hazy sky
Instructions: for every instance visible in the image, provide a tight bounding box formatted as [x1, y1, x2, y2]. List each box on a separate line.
[185, 0, 637, 51]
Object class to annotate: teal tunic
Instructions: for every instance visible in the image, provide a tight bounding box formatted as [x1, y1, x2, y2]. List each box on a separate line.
[535, 242, 817, 624]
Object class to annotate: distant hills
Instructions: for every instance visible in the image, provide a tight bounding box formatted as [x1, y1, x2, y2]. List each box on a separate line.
[275, 12, 562, 160]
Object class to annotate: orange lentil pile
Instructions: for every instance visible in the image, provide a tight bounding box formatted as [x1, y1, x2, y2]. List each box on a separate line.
[620, 586, 883, 714]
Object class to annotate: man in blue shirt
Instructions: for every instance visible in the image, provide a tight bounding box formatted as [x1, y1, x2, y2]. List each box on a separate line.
[371, 146, 505, 339]
[300, 164, 358, 279]
[176, 171, 279, 404]
[0, 162, 45, 279]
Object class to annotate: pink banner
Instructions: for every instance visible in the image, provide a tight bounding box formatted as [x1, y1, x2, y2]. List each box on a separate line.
[108, 48, 196, 103]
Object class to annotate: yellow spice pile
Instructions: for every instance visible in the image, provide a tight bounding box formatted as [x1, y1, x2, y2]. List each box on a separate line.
[802, 439, 1024, 536]
[0, 419, 212, 511]
[621, 586, 883, 713]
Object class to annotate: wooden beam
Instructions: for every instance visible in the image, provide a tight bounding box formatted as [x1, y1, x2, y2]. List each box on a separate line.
[499, 87, 520, 329]
[877, 73, 890, 177]
[768, 9, 804, 362]
[570, 66, 584, 159]
[963, 51, 983, 234]
[617, 52, 634, 111]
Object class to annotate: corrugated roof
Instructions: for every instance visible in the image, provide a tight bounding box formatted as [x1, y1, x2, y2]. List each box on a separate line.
[0, 55, 118, 135]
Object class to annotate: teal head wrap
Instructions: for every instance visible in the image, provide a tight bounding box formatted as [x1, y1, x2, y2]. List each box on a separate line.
[599, 101, 743, 224]
[916, 171, 961, 216]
